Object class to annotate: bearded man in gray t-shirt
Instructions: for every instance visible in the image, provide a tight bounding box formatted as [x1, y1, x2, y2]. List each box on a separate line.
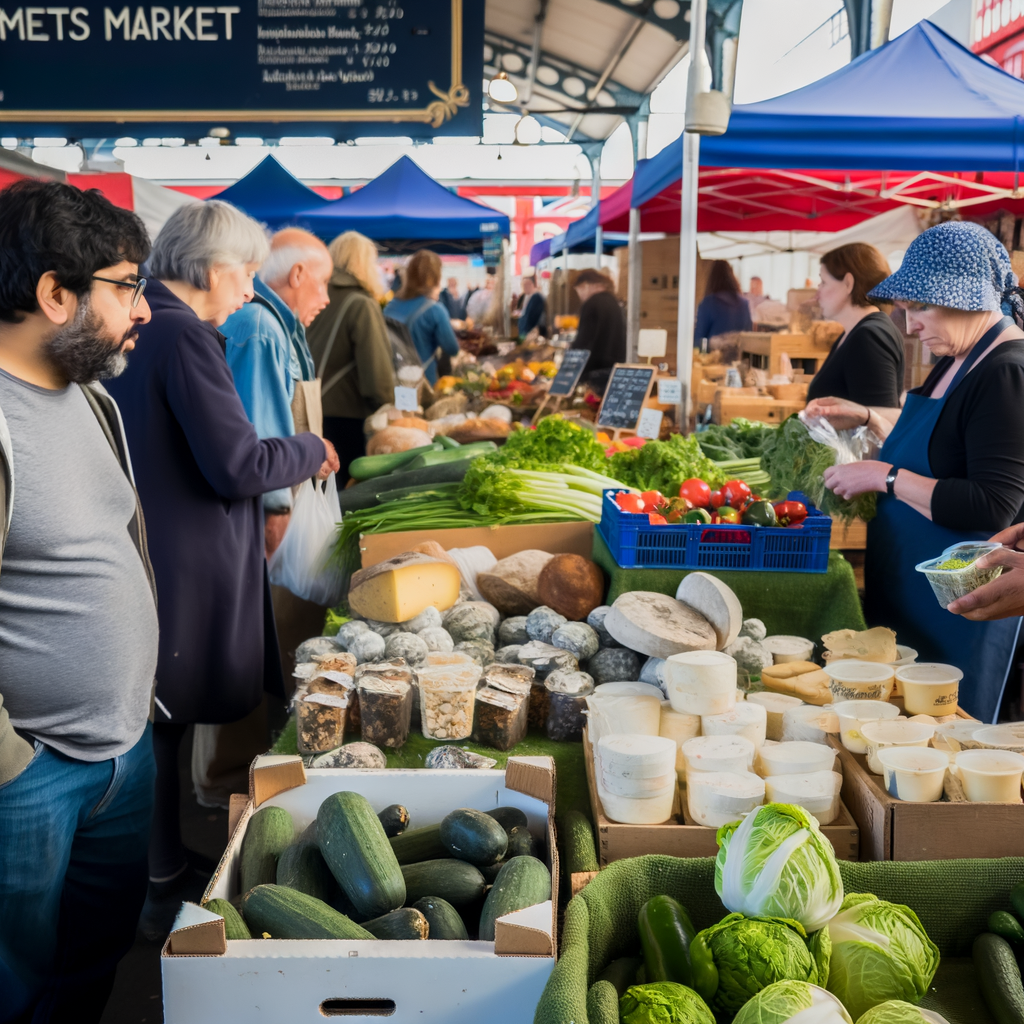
[0, 180, 159, 1024]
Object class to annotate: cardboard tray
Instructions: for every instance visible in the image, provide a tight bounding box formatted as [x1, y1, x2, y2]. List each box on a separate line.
[162, 755, 558, 1024]
[584, 731, 859, 865]
[831, 735, 1024, 861]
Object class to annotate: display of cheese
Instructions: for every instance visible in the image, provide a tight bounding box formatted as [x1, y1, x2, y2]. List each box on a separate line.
[348, 553, 461, 622]
[476, 550, 554, 615]
[675, 573, 743, 650]
[597, 734, 679, 777]
[764, 771, 843, 824]
[659, 708, 702, 775]
[822, 626, 898, 664]
[757, 740, 837, 777]
[746, 691, 805, 741]
[761, 635, 815, 664]
[663, 651, 737, 716]
[604, 592, 717, 660]
[599, 767, 677, 797]
[761, 661, 832, 705]
[681, 734, 755, 776]
[781, 704, 841, 744]
[594, 681, 668, 699]
[701, 701, 768, 750]
[597, 779, 676, 824]
[585, 693, 662, 745]
[595, 734, 677, 823]
[537, 554, 605, 621]
[686, 771, 765, 828]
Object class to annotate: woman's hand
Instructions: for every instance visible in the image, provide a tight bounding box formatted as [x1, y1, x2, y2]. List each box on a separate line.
[804, 397, 869, 431]
[947, 525, 1024, 619]
[822, 460, 891, 500]
[317, 438, 341, 480]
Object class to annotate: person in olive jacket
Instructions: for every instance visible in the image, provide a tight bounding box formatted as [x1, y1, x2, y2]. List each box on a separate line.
[306, 230, 395, 477]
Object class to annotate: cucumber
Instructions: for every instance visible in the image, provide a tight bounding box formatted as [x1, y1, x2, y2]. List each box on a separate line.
[435, 435, 461, 450]
[240, 806, 295, 894]
[389, 823, 449, 865]
[337, 461, 474, 512]
[401, 858, 487, 907]
[362, 907, 430, 940]
[478, 855, 552, 941]
[974, 932, 1024, 1024]
[598, 956, 644, 998]
[586, 979, 620, 1024]
[402, 443, 497, 471]
[485, 807, 529, 835]
[348, 444, 441, 482]
[990, 910, 1024, 946]
[562, 810, 599, 875]
[377, 804, 410, 839]
[205, 897, 252, 940]
[373, 484, 460, 505]
[439, 808, 508, 866]
[318, 792, 406, 919]
[1011, 880, 1024, 923]
[412, 896, 469, 940]
[505, 825, 535, 859]
[243, 884, 375, 940]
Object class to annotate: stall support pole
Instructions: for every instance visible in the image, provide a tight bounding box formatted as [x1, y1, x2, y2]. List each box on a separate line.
[626, 117, 649, 363]
[591, 151, 603, 268]
[676, 0, 707, 430]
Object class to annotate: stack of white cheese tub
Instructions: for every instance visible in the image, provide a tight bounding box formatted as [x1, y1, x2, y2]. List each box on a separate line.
[595, 733, 680, 823]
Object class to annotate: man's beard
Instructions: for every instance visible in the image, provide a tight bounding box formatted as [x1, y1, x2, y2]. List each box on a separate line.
[43, 299, 137, 384]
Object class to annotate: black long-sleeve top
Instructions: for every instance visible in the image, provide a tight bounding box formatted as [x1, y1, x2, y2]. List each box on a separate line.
[910, 339, 1024, 532]
[571, 290, 626, 373]
[806, 311, 905, 407]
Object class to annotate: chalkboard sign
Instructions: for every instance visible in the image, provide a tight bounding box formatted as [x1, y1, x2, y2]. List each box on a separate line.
[596, 364, 657, 431]
[548, 349, 590, 397]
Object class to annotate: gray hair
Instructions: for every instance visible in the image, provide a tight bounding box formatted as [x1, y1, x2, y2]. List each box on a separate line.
[260, 244, 328, 287]
[148, 200, 270, 290]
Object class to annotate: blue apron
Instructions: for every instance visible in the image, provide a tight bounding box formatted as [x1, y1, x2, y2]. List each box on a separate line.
[865, 317, 1022, 723]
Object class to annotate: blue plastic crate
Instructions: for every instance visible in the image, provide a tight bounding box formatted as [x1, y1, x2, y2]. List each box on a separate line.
[597, 489, 832, 573]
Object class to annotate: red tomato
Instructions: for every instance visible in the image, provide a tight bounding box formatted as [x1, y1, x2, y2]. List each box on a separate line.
[720, 479, 752, 508]
[615, 491, 645, 514]
[623, 436, 647, 448]
[716, 506, 742, 524]
[679, 478, 712, 508]
[648, 513, 667, 525]
[641, 490, 666, 513]
[709, 489, 726, 509]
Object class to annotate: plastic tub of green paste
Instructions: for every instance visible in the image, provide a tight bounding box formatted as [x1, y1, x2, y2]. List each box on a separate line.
[915, 541, 1004, 609]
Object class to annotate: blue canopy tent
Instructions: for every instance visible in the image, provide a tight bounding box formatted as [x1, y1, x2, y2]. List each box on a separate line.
[297, 155, 509, 254]
[214, 154, 329, 227]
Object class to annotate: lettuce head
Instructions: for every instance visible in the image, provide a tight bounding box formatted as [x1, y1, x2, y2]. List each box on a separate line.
[733, 981, 853, 1024]
[826, 894, 940, 1019]
[690, 913, 831, 1016]
[715, 804, 845, 933]
[619, 982, 715, 1024]
[855, 1001, 950, 1024]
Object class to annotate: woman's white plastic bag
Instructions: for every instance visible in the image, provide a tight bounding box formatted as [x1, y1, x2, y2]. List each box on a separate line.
[268, 473, 345, 606]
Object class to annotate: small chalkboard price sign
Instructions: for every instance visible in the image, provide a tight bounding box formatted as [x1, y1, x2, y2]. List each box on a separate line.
[548, 349, 591, 397]
[596, 364, 658, 435]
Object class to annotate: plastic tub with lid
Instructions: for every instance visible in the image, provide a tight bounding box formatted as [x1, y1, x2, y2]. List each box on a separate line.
[877, 746, 949, 802]
[833, 699, 901, 754]
[895, 663, 963, 717]
[915, 541, 1004, 609]
[824, 660, 895, 702]
[861, 718, 935, 775]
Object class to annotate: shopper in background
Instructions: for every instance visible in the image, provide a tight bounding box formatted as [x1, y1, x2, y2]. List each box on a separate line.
[465, 271, 496, 323]
[694, 260, 752, 346]
[439, 275, 467, 320]
[516, 272, 547, 339]
[105, 201, 339, 939]
[385, 249, 460, 385]
[804, 242, 905, 416]
[744, 275, 767, 314]
[307, 230, 395, 477]
[0, 181, 158, 1023]
[818, 221, 1024, 723]
[570, 267, 626, 392]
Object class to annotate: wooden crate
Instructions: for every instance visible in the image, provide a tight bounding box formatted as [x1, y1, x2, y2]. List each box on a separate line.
[712, 389, 805, 425]
[731, 332, 825, 377]
[830, 517, 868, 550]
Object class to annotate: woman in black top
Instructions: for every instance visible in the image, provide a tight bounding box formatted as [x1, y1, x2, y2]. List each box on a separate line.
[819, 221, 1024, 722]
[806, 242, 905, 416]
[571, 268, 626, 393]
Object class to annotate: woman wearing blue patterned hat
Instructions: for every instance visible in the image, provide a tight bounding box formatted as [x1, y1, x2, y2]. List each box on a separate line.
[811, 221, 1024, 723]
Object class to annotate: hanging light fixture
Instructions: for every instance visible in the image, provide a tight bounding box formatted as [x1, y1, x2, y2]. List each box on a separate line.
[487, 71, 518, 104]
[513, 115, 542, 146]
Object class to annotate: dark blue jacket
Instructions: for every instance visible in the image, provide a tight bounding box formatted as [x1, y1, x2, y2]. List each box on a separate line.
[695, 292, 752, 346]
[518, 292, 547, 338]
[106, 281, 325, 724]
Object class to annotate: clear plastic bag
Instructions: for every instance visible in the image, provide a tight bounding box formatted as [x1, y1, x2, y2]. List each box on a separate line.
[798, 411, 881, 465]
[268, 472, 345, 606]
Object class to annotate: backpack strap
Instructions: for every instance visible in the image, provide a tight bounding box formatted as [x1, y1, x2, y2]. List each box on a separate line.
[316, 291, 364, 397]
[403, 298, 438, 375]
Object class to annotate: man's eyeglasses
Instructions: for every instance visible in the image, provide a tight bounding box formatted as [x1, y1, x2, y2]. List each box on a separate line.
[92, 275, 147, 308]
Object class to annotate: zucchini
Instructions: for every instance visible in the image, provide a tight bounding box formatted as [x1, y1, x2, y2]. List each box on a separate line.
[402, 443, 497, 471]
[485, 807, 529, 835]
[1011, 880, 1024, 923]
[598, 956, 644, 998]
[412, 897, 469, 940]
[348, 444, 441, 482]
[337, 461, 474, 512]
[586, 979, 620, 1024]
[990, 910, 1024, 946]
[373, 484, 460, 505]
[562, 810, 599, 875]
[389, 823, 449, 865]
[974, 932, 1024, 1024]
[435, 435, 461, 450]
[506, 826, 535, 859]
[377, 804, 411, 839]
[240, 806, 295, 894]
[638, 895, 696, 987]
[205, 897, 252, 940]
[243, 884, 375, 940]
[439, 808, 508, 866]
[277, 824, 339, 904]
[318, 792, 406, 919]
[362, 907, 430, 940]
[401, 858, 487, 907]
[478, 855, 552, 941]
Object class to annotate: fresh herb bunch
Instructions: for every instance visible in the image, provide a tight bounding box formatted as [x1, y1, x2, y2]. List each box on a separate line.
[609, 434, 726, 495]
[760, 416, 876, 523]
[697, 418, 777, 462]
[494, 414, 608, 472]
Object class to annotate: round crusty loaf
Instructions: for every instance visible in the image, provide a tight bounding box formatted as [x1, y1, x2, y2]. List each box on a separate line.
[536, 554, 605, 621]
[366, 426, 433, 455]
[477, 550, 554, 616]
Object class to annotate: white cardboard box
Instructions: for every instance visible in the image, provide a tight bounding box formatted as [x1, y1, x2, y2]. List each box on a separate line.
[162, 755, 558, 1024]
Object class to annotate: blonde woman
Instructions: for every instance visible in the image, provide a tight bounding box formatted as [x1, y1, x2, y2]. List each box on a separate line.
[306, 230, 396, 474]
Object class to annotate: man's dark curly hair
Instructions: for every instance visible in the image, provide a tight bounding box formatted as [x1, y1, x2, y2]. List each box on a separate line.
[0, 179, 151, 324]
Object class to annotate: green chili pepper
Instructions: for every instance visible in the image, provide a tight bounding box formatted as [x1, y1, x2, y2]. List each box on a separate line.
[637, 895, 697, 988]
[688, 932, 720, 1004]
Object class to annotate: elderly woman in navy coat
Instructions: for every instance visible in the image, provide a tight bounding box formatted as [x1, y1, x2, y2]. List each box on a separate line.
[106, 201, 339, 930]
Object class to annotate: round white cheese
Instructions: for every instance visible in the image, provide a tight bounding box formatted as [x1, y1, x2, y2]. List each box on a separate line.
[746, 691, 805, 741]
[781, 704, 841, 744]
[702, 701, 768, 750]
[757, 740, 837, 777]
[604, 592, 717, 659]
[664, 651, 738, 716]
[762, 635, 815, 664]
[600, 768, 678, 797]
[585, 693, 662, 745]
[597, 778, 676, 824]
[593, 682, 666, 699]
[764, 770, 843, 824]
[675, 573, 743, 650]
[660, 708, 702, 775]
[686, 771, 765, 828]
[598, 734, 678, 778]
[681, 734, 755, 775]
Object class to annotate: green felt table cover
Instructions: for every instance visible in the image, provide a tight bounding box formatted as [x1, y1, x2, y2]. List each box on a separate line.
[535, 854, 1024, 1024]
[593, 534, 867, 639]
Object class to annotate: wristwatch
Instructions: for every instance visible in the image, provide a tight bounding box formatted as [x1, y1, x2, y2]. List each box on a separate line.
[885, 467, 900, 497]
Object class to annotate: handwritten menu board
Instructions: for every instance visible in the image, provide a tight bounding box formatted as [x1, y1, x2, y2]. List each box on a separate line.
[596, 364, 657, 431]
[548, 349, 591, 397]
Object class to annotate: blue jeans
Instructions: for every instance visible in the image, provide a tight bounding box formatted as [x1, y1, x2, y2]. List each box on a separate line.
[0, 723, 155, 1024]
